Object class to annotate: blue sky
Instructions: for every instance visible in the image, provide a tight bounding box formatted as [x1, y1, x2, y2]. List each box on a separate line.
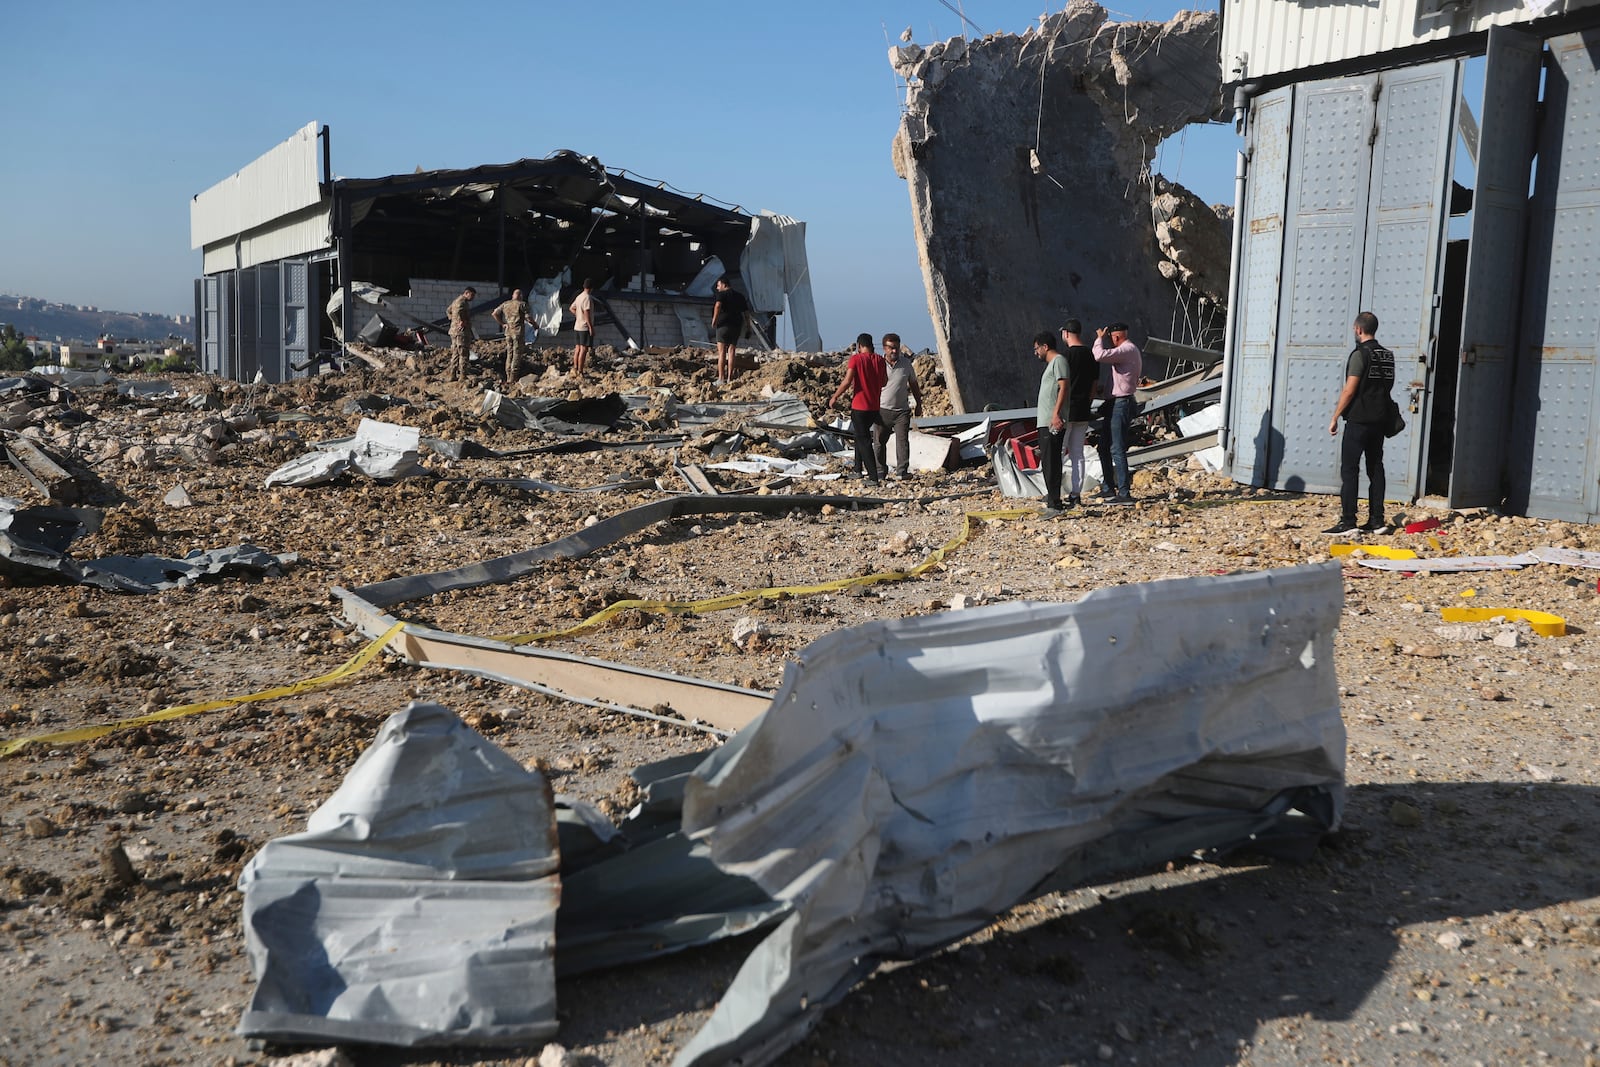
[0, 1, 1233, 350]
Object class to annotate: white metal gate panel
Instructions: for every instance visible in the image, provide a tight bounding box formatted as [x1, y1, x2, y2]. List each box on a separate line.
[1450, 27, 1543, 508]
[281, 259, 311, 379]
[1228, 86, 1293, 486]
[201, 275, 223, 375]
[1271, 76, 1377, 493]
[1515, 28, 1600, 522]
[1360, 60, 1458, 500]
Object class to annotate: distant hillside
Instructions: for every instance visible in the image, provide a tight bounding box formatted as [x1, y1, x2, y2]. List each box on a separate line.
[1, 293, 191, 345]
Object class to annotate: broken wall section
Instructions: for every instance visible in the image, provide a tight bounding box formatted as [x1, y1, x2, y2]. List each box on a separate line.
[892, 1, 1226, 412]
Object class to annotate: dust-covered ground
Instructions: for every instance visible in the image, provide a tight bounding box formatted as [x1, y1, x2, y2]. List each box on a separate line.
[2, 342, 1598, 1067]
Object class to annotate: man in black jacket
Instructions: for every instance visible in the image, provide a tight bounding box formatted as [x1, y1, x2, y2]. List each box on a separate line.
[1325, 311, 1396, 535]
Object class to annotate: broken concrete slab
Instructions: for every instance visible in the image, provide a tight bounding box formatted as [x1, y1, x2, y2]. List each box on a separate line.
[892, 2, 1225, 411]
[5, 437, 81, 503]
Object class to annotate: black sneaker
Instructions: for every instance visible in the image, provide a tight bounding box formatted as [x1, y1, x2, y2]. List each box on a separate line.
[1111, 494, 1135, 505]
[1040, 505, 1064, 518]
[1322, 521, 1360, 536]
[1066, 494, 1081, 507]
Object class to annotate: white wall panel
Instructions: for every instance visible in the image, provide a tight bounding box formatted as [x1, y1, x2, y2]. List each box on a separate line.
[1223, 0, 1600, 81]
[191, 121, 324, 250]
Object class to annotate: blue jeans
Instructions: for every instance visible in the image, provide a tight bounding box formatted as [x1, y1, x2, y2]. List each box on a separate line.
[1104, 396, 1134, 496]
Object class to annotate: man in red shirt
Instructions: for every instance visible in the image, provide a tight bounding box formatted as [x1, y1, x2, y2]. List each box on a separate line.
[828, 333, 888, 486]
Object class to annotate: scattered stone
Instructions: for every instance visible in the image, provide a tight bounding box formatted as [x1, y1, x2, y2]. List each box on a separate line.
[538, 1043, 572, 1067]
[110, 791, 154, 814]
[100, 842, 140, 887]
[1433, 624, 1486, 642]
[23, 815, 56, 838]
[272, 1050, 354, 1067]
[1388, 800, 1423, 828]
[163, 484, 194, 507]
[1493, 630, 1521, 649]
[731, 617, 770, 650]
[1436, 930, 1467, 951]
[1477, 688, 1504, 702]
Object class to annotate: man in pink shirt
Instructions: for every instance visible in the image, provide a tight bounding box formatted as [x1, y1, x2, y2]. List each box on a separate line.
[1092, 321, 1142, 504]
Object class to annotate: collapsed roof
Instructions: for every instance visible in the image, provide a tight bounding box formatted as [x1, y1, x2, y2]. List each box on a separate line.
[335, 151, 756, 298]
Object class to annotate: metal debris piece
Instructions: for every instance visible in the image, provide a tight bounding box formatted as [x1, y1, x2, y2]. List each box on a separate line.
[238, 702, 561, 1047]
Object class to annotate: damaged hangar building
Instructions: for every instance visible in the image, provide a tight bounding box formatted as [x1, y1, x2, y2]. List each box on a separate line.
[189, 123, 820, 380]
[898, 0, 1600, 525]
[1218, 0, 1600, 525]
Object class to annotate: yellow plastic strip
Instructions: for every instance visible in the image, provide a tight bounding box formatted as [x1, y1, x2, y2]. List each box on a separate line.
[0, 622, 406, 758]
[1439, 606, 1567, 637]
[1329, 543, 1418, 559]
[495, 508, 1036, 645]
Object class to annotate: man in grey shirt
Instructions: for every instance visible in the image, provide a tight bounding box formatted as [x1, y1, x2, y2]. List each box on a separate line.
[874, 332, 923, 479]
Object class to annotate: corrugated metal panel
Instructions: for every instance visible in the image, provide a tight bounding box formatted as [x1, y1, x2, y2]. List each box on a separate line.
[1514, 28, 1600, 521]
[257, 264, 282, 382]
[1449, 27, 1542, 508]
[199, 203, 330, 274]
[1228, 85, 1292, 485]
[237, 267, 259, 383]
[1223, 0, 1600, 82]
[191, 121, 323, 249]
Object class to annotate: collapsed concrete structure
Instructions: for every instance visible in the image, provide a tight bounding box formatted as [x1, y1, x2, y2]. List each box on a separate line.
[891, 2, 1228, 412]
[189, 125, 820, 383]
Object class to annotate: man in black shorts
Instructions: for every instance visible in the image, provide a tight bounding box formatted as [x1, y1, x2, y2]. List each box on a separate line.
[711, 275, 748, 385]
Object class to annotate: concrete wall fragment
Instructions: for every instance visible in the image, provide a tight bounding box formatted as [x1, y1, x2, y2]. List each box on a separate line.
[893, 2, 1225, 411]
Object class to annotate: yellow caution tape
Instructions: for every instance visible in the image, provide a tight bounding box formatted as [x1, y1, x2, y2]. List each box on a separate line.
[1329, 544, 1418, 560]
[1460, 588, 1477, 598]
[1439, 607, 1567, 637]
[495, 508, 1036, 645]
[0, 622, 406, 759]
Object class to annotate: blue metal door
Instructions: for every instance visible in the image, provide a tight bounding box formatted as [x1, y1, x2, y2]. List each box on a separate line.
[1228, 86, 1293, 487]
[1360, 60, 1459, 501]
[1450, 27, 1543, 509]
[1512, 28, 1600, 522]
[1270, 75, 1377, 493]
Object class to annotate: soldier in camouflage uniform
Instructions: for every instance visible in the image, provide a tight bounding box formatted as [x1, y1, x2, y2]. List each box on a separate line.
[492, 288, 535, 383]
[447, 286, 477, 381]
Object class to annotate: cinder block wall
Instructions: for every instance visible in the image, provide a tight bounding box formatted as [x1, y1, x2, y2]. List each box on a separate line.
[389, 279, 718, 351]
[385, 279, 499, 339]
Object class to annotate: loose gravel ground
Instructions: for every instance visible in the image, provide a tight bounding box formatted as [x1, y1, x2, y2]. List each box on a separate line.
[2, 349, 1597, 1067]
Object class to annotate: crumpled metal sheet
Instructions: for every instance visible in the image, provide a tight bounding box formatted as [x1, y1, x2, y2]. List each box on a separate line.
[264, 418, 425, 487]
[238, 702, 561, 1047]
[0, 497, 292, 592]
[672, 563, 1346, 1065]
[481, 390, 627, 433]
[240, 566, 1345, 1063]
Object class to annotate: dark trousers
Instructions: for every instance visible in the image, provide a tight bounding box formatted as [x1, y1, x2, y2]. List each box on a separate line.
[876, 406, 912, 476]
[1339, 419, 1386, 524]
[851, 408, 883, 482]
[1041, 426, 1066, 507]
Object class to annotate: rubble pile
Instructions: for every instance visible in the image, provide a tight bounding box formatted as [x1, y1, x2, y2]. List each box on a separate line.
[2, 346, 1599, 1067]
